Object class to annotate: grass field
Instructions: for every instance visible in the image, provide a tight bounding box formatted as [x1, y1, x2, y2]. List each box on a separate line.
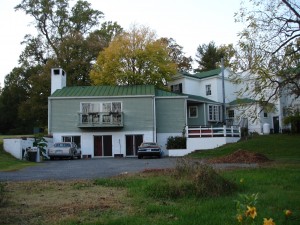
[0, 134, 299, 225]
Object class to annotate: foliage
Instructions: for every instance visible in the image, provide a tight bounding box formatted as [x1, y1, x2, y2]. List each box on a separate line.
[283, 109, 300, 133]
[160, 37, 193, 72]
[90, 25, 177, 89]
[233, 0, 300, 105]
[195, 41, 235, 72]
[166, 136, 186, 149]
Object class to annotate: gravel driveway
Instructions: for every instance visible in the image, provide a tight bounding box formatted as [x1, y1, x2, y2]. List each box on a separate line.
[0, 157, 178, 181]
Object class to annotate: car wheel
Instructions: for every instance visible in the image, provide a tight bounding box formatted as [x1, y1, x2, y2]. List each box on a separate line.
[138, 155, 143, 159]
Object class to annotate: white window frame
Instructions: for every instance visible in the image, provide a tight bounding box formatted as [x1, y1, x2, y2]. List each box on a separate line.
[208, 104, 222, 122]
[228, 109, 235, 118]
[189, 106, 198, 118]
[206, 84, 211, 96]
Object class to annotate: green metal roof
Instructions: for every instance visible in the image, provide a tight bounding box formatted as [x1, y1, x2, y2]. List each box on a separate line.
[50, 85, 157, 97]
[229, 98, 256, 105]
[186, 94, 218, 103]
[180, 68, 222, 80]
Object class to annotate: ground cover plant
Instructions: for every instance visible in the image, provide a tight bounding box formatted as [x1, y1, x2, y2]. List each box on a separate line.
[0, 134, 299, 224]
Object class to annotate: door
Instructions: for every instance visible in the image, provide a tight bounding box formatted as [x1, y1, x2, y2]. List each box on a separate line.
[273, 116, 279, 134]
[94, 135, 112, 157]
[126, 135, 143, 156]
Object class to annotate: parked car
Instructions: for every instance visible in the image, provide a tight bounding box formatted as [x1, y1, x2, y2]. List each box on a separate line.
[137, 142, 162, 159]
[48, 142, 81, 160]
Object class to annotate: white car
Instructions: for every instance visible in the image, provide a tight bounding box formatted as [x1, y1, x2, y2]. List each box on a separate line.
[48, 142, 81, 160]
[137, 142, 162, 159]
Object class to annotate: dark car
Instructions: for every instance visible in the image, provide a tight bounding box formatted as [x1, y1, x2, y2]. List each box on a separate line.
[48, 142, 81, 160]
[137, 142, 162, 159]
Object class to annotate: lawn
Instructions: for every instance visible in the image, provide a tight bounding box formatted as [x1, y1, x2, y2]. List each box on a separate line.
[0, 134, 299, 225]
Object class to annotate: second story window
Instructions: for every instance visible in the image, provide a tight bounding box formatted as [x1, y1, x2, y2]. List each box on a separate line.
[171, 83, 182, 93]
[228, 110, 235, 118]
[206, 84, 211, 96]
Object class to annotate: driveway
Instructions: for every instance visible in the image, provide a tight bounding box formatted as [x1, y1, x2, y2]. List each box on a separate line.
[0, 157, 178, 181]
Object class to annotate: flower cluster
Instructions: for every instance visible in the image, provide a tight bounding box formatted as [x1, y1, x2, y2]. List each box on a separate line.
[235, 191, 293, 225]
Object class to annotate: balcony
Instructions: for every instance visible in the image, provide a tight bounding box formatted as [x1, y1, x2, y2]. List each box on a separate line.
[77, 112, 123, 128]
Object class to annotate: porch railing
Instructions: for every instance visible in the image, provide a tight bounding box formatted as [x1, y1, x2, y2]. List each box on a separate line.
[187, 125, 240, 138]
[77, 112, 123, 128]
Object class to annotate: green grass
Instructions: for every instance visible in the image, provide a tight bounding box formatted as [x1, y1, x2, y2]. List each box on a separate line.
[0, 140, 35, 171]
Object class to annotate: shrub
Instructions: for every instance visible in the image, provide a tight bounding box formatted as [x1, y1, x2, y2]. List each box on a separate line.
[166, 136, 186, 149]
[145, 158, 236, 199]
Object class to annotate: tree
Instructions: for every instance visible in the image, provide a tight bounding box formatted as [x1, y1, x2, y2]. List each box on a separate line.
[15, 0, 106, 85]
[233, 0, 300, 103]
[90, 25, 177, 89]
[160, 38, 193, 72]
[195, 41, 235, 72]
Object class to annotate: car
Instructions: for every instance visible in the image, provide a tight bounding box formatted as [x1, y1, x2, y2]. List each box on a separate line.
[48, 142, 81, 160]
[137, 142, 162, 159]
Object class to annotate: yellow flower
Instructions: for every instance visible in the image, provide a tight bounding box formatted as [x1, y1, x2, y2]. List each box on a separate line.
[263, 218, 275, 225]
[285, 209, 292, 217]
[240, 178, 244, 183]
[245, 206, 257, 219]
[236, 214, 243, 223]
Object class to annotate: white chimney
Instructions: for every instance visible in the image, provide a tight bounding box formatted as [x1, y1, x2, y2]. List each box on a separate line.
[51, 68, 66, 94]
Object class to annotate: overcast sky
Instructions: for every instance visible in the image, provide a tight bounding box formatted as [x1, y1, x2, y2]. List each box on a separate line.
[0, 0, 243, 87]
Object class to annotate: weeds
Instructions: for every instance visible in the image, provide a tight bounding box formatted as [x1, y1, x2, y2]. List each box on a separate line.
[0, 182, 8, 206]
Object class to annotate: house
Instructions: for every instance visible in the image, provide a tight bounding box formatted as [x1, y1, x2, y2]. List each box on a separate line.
[48, 68, 240, 158]
[168, 68, 298, 134]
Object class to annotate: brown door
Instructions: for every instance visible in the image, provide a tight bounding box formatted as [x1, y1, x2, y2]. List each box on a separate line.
[94, 136, 102, 156]
[125, 135, 143, 156]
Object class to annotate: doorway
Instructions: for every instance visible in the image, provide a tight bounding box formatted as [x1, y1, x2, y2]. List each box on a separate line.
[125, 135, 143, 156]
[94, 135, 112, 157]
[273, 116, 280, 134]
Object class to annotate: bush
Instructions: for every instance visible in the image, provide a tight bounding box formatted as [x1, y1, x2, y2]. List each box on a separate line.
[144, 158, 236, 199]
[166, 136, 186, 149]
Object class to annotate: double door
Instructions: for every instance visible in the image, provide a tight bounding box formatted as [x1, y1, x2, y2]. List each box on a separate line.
[126, 135, 143, 156]
[94, 135, 112, 157]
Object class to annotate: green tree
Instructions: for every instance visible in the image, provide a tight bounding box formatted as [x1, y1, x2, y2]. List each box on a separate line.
[15, 0, 106, 85]
[195, 41, 235, 72]
[90, 25, 177, 89]
[233, 0, 300, 102]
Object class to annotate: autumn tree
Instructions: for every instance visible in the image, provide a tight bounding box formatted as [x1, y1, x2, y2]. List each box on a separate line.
[90, 25, 177, 89]
[233, 0, 300, 105]
[160, 38, 193, 72]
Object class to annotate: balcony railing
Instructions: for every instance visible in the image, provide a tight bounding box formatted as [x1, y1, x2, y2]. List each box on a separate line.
[187, 125, 240, 138]
[77, 112, 123, 128]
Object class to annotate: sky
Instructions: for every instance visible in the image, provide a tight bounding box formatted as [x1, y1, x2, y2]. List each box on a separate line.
[0, 0, 243, 87]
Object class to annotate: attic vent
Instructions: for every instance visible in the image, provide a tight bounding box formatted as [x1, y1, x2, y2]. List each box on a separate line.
[53, 69, 60, 75]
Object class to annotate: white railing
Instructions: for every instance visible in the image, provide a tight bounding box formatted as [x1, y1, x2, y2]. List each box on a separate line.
[187, 125, 241, 138]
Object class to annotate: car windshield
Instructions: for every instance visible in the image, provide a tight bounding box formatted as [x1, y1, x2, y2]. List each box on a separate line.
[54, 143, 71, 148]
[142, 143, 157, 147]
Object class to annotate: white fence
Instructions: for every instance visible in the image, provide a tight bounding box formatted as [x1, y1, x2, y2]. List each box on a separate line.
[187, 125, 241, 138]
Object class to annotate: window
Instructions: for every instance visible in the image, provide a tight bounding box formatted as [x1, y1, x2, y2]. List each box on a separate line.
[171, 83, 182, 93]
[228, 110, 235, 118]
[208, 105, 222, 121]
[189, 106, 198, 118]
[80, 102, 122, 124]
[263, 111, 268, 118]
[206, 84, 211, 96]
[62, 136, 81, 148]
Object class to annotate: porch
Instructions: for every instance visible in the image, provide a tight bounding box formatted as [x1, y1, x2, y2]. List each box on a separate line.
[167, 125, 241, 157]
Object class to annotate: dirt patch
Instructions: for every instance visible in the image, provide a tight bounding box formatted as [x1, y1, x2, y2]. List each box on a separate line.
[0, 180, 129, 225]
[207, 149, 271, 164]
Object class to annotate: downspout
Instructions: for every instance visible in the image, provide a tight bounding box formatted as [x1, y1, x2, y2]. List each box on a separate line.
[48, 99, 52, 135]
[153, 96, 156, 142]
